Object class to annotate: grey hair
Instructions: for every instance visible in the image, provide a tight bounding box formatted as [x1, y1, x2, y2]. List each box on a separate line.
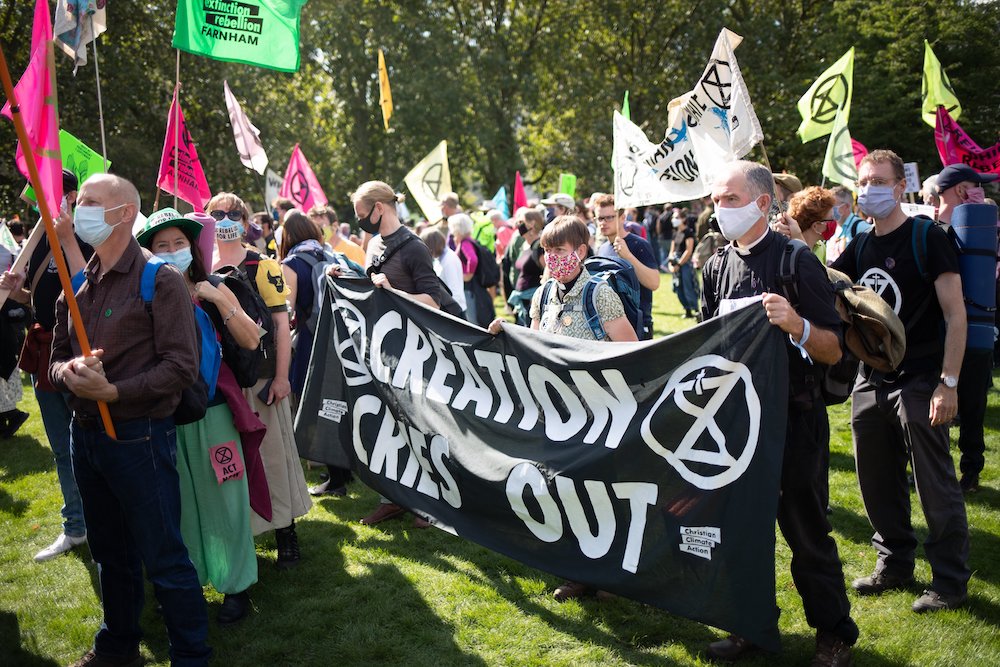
[922, 175, 940, 197]
[736, 160, 775, 201]
[486, 209, 504, 221]
[447, 213, 474, 237]
[830, 185, 854, 207]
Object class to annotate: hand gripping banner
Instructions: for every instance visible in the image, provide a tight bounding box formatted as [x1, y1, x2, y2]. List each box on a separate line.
[296, 278, 789, 650]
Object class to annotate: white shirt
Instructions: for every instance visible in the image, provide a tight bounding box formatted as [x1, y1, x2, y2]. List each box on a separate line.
[436, 247, 467, 312]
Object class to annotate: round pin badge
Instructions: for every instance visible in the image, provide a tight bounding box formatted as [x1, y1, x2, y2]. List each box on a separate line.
[885, 257, 895, 270]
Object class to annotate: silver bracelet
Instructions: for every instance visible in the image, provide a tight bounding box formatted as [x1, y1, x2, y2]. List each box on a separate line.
[223, 306, 237, 324]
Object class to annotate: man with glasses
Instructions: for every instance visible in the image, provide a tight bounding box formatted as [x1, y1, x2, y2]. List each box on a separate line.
[832, 150, 970, 613]
[592, 193, 659, 339]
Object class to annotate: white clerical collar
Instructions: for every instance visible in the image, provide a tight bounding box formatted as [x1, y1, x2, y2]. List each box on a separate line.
[734, 227, 769, 255]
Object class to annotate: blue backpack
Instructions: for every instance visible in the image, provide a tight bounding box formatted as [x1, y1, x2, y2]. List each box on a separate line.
[141, 256, 221, 423]
[539, 256, 642, 340]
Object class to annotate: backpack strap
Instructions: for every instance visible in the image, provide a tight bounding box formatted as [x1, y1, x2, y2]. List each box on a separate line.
[539, 278, 557, 316]
[141, 256, 166, 316]
[911, 216, 933, 283]
[367, 232, 416, 277]
[581, 277, 608, 340]
[289, 249, 323, 269]
[852, 229, 871, 274]
[778, 239, 809, 310]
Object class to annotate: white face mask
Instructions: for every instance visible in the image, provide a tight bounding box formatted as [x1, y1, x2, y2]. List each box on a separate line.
[715, 197, 764, 241]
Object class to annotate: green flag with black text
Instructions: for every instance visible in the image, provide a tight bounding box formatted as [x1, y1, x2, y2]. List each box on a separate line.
[172, 0, 307, 73]
[797, 47, 854, 144]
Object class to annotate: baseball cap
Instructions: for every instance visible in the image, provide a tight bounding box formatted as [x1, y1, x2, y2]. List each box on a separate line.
[936, 164, 999, 192]
[541, 193, 575, 209]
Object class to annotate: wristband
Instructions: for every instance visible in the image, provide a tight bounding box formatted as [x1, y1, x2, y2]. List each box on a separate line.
[789, 318, 813, 364]
[223, 306, 237, 324]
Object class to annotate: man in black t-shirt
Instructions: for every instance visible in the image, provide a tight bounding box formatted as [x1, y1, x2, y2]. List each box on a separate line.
[702, 161, 857, 666]
[832, 150, 970, 614]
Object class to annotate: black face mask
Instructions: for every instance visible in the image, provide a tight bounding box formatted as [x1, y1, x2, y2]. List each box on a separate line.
[517, 222, 529, 236]
[358, 204, 382, 235]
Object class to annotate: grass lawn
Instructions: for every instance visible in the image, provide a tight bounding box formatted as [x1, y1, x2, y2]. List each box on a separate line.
[2, 282, 999, 666]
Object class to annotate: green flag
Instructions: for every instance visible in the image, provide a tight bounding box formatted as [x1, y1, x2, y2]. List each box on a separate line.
[797, 47, 854, 144]
[558, 173, 577, 198]
[24, 130, 110, 204]
[621, 90, 630, 120]
[821, 108, 857, 191]
[921, 40, 962, 128]
[172, 0, 308, 73]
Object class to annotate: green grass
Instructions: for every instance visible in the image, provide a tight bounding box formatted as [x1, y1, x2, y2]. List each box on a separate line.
[2, 284, 999, 666]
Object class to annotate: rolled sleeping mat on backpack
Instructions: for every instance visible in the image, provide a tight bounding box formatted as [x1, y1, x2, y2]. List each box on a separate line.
[951, 203, 999, 351]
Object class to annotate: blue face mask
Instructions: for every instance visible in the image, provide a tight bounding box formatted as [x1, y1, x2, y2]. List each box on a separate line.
[216, 219, 244, 242]
[74, 204, 126, 247]
[857, 185, 898, 220]
[156, 247, 193, 274]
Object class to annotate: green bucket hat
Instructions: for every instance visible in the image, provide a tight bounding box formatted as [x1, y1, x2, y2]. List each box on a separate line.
[136, 207, 204, 248]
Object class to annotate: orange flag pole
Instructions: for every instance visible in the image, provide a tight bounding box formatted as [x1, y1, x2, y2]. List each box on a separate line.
[0, 41, 117, 438]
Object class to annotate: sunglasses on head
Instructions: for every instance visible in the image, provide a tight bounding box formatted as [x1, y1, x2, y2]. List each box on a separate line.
[209, 209, 243, 222]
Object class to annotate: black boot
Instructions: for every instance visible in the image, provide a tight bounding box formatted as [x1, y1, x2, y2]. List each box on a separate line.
[275, 521, 300, 569]
[218, 590, 250, 625]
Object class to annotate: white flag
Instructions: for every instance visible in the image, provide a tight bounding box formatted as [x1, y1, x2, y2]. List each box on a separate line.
[614, 28, 763, 208]
[224, 81, 269, 175]
[53, 0, 107, 69]
[404, 140, 452, 222]
[265, 168, 283, 208]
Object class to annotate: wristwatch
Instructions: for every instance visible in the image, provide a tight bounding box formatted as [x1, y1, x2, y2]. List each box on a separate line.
[940, 375, 958, 389]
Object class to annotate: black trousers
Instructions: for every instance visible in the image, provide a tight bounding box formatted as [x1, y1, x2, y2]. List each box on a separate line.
[777, 401, 857, 644]
[851, 371, 971, 595]
[957, 348, 993, 477]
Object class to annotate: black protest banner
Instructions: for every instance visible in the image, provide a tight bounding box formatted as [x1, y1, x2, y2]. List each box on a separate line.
[295, 278, 789, 650]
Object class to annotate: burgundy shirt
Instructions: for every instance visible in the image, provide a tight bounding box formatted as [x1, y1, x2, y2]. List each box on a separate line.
[50, 238, 199, 422]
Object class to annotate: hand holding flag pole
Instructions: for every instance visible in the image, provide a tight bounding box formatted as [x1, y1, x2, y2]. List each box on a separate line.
[0, 42, 117, 438]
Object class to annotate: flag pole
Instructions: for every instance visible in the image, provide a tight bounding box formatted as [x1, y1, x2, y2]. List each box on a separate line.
[90, 15, 108, 171]
[0, 41, 117, 438]
[173, 51, 181, 209]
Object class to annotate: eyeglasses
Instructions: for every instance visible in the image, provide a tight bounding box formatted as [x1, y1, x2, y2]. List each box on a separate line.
[209, 209, 244, 221]
[596, 215, 617, 223]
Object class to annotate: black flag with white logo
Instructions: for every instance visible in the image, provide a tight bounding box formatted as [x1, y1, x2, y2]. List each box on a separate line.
[296, 277, 788, 650]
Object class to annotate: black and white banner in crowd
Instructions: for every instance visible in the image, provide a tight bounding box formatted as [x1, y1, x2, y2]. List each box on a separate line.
[295, 278, 789, 650]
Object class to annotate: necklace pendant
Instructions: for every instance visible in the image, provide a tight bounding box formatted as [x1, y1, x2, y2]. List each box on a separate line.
[562, 314, 573, 327]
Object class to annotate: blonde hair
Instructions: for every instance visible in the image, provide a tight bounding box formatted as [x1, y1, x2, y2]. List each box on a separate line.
[351, 181, 403, 210]
[206, 192, 251, 222]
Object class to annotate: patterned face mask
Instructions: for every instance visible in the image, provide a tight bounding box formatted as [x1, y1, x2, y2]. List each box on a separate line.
[545, 249, 581, 281]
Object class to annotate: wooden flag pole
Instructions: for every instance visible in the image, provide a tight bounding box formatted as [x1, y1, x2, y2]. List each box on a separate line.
[0, 41, 117, 438]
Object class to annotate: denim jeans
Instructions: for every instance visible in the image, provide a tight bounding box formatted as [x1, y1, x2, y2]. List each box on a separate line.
[673, 262, 700, 313]
[33, 382, 86, 537]
[71, 416, 211, 666]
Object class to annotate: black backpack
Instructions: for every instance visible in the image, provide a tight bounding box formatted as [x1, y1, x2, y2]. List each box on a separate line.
[470, 239, 500, 288]
[778, 240, 858, 405]
[213, 255, 277, 384]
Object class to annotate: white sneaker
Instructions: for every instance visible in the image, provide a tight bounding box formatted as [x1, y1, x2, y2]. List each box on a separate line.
[33, 533, 87, 562]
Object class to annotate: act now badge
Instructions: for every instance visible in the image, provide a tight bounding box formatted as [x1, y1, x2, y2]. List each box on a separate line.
[680, 525, 721, 560]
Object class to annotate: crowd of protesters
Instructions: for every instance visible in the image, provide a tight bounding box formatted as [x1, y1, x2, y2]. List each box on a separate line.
[1, 154, 997, 667]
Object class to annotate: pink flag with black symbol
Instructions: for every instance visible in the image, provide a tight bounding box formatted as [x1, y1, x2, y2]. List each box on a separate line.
[157, 87, 212, 211]
[1, 0, 63, 217]
[935, 106, 1000, 174]
[280, 144, 327, 211]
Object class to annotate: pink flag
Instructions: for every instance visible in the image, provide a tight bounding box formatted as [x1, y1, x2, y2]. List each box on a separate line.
[935, 106, 1000, 174]
[280, 144, 327, 210]
[851, 139, 868, 170]
[224, 80, 268, 175]
[1, 0, 63, 217]
[157, 88, 212, 211]
[513, 171, 527, 211]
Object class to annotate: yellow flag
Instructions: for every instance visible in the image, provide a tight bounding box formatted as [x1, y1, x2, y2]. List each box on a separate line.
[822, 108, 858, 191]
[797, 47, 854, 144]
[404, 140, 451, 222]
[378, 48, 393, 131]
[921, 40, 961, 128]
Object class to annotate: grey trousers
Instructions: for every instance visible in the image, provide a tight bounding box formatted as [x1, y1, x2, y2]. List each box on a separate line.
[851, 371, 970, 596]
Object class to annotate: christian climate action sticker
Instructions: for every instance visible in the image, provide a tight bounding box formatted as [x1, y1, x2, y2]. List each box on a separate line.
[295, 277, 790, 651]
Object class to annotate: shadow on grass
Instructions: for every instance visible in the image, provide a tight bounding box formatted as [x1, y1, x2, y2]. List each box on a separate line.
[0, 611, 60, 666]
[829, 450, 857, 475]
[0, 432, 56, 517]
[964, 484, 1000, 511]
